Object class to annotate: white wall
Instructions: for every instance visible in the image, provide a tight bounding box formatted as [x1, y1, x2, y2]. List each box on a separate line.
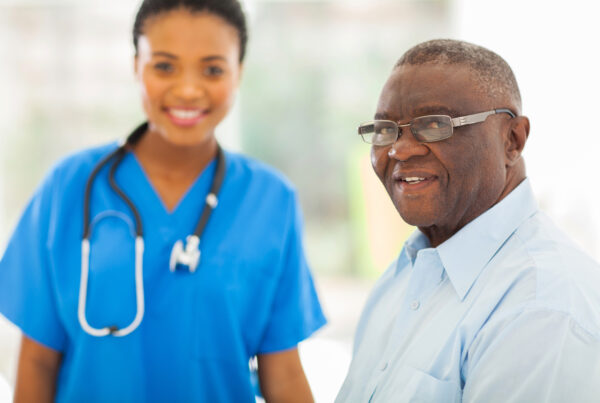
[452, 0, 600, 258]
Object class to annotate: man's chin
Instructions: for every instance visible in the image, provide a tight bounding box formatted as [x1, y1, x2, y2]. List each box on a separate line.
[397, 209, 438, 228]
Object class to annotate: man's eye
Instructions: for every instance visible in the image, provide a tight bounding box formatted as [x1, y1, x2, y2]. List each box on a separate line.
[204, 65, 225, 77]
[426, 121, 441, 129]
[154, 62, 174, 73]
[379, 127, 396, 135]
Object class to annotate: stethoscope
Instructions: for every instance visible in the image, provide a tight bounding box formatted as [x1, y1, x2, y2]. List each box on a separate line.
[78, 123, 226, 337]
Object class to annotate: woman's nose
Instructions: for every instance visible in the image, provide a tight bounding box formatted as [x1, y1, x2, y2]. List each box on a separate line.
[172, 73, 206, 101]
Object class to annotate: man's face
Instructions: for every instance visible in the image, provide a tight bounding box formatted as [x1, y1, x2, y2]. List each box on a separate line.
[372, 63, 513, 246]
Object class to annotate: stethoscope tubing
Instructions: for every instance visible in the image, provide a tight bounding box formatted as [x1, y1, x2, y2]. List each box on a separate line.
[77, 123, 225, 337]
[78, 237, 145, 337]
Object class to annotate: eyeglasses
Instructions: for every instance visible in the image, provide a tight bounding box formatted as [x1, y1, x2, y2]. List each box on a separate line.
[358, 108, 516, 146]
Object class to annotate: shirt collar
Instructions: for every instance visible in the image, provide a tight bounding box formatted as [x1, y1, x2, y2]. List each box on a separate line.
[437, 178, 538, 300]
[395, 229, 428, 273]
[396, 178, 538, 300]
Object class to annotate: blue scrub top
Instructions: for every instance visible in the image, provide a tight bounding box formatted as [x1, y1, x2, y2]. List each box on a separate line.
[0, 141, 326, 402]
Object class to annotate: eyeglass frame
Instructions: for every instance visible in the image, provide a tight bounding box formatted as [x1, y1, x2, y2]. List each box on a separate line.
[358, 108, 516, 145]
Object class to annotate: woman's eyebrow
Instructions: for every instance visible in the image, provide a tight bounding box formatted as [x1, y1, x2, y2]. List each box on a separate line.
[201, 55, 228, 62]
[152, 51, 177, 59]
[151, 53, 228, 62]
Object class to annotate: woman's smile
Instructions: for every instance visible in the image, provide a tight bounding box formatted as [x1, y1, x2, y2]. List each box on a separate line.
[164, 107, 209, 127]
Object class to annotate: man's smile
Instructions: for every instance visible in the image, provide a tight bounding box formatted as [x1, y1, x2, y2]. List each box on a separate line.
[391, 170, 439, 193]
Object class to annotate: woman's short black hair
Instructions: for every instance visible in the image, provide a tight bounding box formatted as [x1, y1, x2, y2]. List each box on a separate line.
[133, 0, 248, 62]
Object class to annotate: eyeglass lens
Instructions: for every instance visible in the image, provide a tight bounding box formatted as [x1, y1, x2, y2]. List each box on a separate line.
[360, 115, 454, 145]
[411, 115, 453, 142]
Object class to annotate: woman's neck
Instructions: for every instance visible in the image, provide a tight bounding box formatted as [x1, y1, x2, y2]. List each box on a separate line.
[131, 128, 219, 211]
[133, 129, 217, 177]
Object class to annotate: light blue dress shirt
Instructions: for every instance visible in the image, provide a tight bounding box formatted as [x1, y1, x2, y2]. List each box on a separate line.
[337, 179, 600, 402]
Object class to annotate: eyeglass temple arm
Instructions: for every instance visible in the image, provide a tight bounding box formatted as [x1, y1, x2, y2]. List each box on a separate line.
[358, 122, 374, 135]
[451, 109, 516, 127]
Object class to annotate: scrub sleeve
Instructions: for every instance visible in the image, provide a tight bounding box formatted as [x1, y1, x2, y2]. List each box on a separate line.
[257, 192, 325, 353]
[0, 168, 67, 351]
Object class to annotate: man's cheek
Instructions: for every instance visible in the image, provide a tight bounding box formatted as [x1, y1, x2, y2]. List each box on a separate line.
[370, 148, 388, 179]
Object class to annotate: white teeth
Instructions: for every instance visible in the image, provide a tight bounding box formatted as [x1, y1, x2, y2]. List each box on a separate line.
[169, 109, 201, 119]
[404, 177, 425, 183]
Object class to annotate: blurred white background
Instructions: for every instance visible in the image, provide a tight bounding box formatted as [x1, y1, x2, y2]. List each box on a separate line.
[1, 0, 599, 401]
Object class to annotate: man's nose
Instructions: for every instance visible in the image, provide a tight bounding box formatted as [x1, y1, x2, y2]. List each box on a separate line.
[387, 126, 430, 161]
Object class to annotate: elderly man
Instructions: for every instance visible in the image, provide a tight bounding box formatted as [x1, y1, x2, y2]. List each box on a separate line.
[337, 39, 600, 402]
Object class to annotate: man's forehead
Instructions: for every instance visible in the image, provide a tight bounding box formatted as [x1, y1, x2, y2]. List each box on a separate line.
[388, 62, 477, 90]
[376, 63, 487, 118]
[374, 104, 461, 120]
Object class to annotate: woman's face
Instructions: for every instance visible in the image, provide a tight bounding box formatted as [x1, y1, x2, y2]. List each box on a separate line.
[135, 9, 242, 146]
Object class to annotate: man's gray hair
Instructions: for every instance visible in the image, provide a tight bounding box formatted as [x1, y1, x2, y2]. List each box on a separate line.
[396, 39, 522, 112]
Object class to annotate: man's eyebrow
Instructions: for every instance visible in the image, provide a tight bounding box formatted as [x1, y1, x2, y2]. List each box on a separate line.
[373, 106, 463, 121]
[413, 105, 460, 117]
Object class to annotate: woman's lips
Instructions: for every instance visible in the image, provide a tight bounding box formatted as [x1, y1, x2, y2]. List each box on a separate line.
[164, 107, 207, 127]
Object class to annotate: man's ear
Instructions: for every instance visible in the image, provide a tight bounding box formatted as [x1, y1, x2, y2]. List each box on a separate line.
[505, 116, 530, 166]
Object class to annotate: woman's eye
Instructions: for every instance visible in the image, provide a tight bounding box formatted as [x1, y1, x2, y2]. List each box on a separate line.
[204, 65, 225, 77]
[154, 62, 174, 73]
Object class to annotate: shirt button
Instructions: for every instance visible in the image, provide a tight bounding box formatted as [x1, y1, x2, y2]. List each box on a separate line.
[380, 361, 388, 371]
[410, 300, 420, 310]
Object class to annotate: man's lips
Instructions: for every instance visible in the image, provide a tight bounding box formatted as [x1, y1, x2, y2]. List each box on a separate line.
[392, 171, 438, 190]
[392, 170, 437, 182]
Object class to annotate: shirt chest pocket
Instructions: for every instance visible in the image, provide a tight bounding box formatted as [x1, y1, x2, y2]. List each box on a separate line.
[374, 366, 462, 403]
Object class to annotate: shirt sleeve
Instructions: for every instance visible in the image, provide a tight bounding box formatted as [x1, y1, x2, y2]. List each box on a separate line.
[257, 191, 327, 354]
[0, 169, 67, 351]
[463, 307, 600, 402]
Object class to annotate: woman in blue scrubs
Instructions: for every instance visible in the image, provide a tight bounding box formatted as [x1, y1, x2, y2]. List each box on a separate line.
[0, 0, 326, 401]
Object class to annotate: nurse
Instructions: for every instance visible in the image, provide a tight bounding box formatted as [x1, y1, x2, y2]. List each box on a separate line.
[0, 0, 326, 401]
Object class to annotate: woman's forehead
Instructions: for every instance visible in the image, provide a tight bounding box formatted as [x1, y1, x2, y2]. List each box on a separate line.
[136, 11, 240, 64]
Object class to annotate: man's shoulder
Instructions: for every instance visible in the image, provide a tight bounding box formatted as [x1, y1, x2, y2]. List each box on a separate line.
[512, 211, 600, 293]
[484, 210, 600, 335]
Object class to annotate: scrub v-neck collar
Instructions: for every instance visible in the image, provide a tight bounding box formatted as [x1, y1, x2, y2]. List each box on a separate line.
[115, 149, 219, 225]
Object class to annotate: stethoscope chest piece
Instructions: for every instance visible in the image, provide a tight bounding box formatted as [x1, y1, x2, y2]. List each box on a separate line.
[170, 235, 201, 273]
